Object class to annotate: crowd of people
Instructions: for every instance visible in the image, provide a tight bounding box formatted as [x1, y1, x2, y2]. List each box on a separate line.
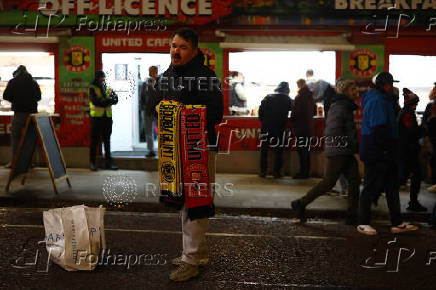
[2, 28, 436, 281]
[258, 70, 436, 235]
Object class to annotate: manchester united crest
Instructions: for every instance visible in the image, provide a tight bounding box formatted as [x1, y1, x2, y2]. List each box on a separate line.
[349, 49, 377, 77]
[63, 45, 91, 73]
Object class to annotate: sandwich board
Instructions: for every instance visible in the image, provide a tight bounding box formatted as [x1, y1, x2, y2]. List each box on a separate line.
[5, 114, 71, 194]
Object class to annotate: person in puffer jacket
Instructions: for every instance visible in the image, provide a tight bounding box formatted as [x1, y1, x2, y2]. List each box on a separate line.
[291, 79, 359, 225]
[357, 72, 418, 236]
[398, 88, 426, 212]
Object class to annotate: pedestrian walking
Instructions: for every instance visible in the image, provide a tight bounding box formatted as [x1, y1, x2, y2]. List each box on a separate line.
[291, 79, 317, 179]
[140, 65, 158, 158]
[152, 28, 223, 282]
[258, 81, 292, 178]
[291, 79, 360, 224]
[89, 71, 119, 171]
[357, 72, 418, 235]
[398, 88, 427, 212]
[2, 65, 41, 165]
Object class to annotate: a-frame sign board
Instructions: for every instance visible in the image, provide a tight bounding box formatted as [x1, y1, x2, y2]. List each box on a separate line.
[5, 114, 71, 194]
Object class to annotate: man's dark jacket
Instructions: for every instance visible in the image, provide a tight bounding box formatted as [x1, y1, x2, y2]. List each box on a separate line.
[258, 93, 292, 136]
[398, 107, 422, 158]
[291, 86, 316, 137]
[140, 77, 158, 116]
[3, 72, 41, 113]
[324, 94, 358, 157]
[152, 50, 224, 151]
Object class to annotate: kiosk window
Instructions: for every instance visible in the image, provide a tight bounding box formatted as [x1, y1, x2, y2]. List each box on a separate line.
[0, 52, 55, 114]
[228, 51, 335, 117]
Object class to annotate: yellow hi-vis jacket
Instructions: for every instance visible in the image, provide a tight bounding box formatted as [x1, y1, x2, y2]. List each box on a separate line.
[89, 84, 112, 118]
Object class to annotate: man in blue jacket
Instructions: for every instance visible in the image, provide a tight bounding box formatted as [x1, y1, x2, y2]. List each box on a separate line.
[358, 72, 418, 235]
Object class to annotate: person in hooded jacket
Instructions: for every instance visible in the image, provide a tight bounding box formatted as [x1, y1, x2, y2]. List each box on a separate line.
[291, 79, 317, 179]
[89, 71, 119, 171]
[398, 88, 426, 212]
[151, 28, 223, 282]
[258, 81, 292, 178]
[291, 79, 360, 224]
[357, 72, 418, 236]
[2, 65, 41, 164]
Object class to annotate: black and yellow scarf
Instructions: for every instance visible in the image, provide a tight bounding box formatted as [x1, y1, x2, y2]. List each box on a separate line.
[158, 101, 214, 219]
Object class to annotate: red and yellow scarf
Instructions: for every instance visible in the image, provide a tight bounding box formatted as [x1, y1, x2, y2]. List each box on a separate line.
[158, 101, 213, 219]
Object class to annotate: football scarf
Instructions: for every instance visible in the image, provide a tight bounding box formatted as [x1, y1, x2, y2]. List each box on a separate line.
[158, 101, 214, 219]
[180, 105, 212, 217]
[158, 100, 184, 208]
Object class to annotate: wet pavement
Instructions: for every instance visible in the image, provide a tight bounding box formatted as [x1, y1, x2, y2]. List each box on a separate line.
[1, 168, 435, 222]
[1, 207, 435, 290]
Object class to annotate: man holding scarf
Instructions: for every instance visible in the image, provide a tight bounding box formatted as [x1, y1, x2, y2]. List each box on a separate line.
[152, 28, 223, 281]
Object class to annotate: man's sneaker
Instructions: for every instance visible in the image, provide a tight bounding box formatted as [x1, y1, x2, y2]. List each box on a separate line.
[391, 222, 418, 234]
[291, 200, 306, 221]
[406, 201, 427, 212]
[357, 225, 377, 236]
[169, 261, 199, 282]
[172, 256, 209, 266]
[258, 172, 266, 178]
[146, 151, 156, 158]
[90, 163, 98, 171]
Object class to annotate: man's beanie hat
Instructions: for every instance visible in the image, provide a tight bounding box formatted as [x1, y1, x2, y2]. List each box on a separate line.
[403, 88, 419, 106]
[275, 81, 290, 95]
[13, 65, 27, 77]
[95, 71, 105, 79]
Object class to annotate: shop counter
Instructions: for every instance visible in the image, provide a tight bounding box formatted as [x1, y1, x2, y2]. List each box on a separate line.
[215, 116, 325, 152]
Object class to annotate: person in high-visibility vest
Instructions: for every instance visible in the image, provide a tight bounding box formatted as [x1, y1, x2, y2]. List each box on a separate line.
[89, 71, 118, 171]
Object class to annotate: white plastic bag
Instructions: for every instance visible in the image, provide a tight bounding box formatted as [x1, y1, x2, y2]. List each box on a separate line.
[43, 205, 106, 271]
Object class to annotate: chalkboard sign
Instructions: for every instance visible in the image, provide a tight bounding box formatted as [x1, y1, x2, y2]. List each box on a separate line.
[36, 116, 66, 179]
[6, 114, 71, 194]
